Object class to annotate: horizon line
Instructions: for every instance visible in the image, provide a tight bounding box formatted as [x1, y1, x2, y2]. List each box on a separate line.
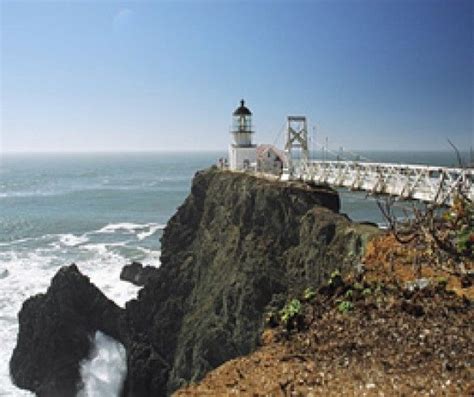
[1, 148, 470, 155]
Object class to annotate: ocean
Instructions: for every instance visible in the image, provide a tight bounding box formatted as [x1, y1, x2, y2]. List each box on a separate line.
[0, 150, 468, 396]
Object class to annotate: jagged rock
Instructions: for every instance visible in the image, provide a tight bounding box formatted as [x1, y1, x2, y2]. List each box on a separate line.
[123, 168, 379, 396]
[10, 264, 124, 397]
[120, 261, 159, 286]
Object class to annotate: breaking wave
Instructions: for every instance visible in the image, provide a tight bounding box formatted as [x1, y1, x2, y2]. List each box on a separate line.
[78, 332, 127, 397]
[96, 222, 165, 240]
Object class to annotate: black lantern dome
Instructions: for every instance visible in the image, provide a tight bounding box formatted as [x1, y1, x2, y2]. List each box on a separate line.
[233, 99, 252, 116]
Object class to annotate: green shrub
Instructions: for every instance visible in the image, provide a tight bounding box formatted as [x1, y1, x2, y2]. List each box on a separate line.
[303, 287, 316, 301]
[328, 270, 343, 287]
[456, 227, 473, 256]
[280, 299, 302, 325]
[436, 276, 448, 287]
[338, 300, 354, 314]
[362, 288, 372, 296]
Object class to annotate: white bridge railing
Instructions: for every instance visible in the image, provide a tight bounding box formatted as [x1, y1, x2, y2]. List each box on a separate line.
[285, 160, 474, 205]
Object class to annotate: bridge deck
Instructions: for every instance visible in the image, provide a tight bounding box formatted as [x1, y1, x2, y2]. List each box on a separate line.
[284, 160, 474, 205]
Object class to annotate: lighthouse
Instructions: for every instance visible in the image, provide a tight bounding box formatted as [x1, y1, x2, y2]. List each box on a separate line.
[228, 99, 257, 170]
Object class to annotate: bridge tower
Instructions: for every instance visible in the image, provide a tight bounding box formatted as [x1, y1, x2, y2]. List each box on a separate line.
[284, 116, 309, 177]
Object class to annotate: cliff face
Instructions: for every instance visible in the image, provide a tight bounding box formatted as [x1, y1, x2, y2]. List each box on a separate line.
[123, 168, 378, 395]
[10, 168, 378, 397]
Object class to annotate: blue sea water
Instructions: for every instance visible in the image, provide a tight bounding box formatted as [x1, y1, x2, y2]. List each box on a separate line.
[0, 150, 468, 396]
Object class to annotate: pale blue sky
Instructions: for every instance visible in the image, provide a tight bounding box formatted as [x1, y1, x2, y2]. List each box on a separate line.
[1, 0, 472, 152]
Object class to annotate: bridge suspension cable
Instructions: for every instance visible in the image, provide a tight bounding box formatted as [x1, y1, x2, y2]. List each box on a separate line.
[272, 121, 287, 147]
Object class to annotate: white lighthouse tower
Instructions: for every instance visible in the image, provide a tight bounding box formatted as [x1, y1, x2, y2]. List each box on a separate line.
[228, 99, 257, 170]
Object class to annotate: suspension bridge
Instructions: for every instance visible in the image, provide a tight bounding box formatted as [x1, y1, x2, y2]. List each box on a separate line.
[280, 116, 474, 206]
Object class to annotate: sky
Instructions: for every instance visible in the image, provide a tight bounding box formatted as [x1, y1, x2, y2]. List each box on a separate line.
[0, 0, 472, 152]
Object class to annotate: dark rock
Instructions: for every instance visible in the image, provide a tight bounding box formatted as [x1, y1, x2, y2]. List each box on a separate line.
[401, 300, 425, 317]
[442, 360, 454, 371]
[10, 264, 124, 397]
[120, 261, 159, 286]
[123, 168, 379, 396]
[460, 273, 473, 288]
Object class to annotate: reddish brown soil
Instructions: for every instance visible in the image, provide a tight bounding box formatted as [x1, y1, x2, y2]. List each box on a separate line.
[363, 233, 474, 300]
[175, 234, 473, 396]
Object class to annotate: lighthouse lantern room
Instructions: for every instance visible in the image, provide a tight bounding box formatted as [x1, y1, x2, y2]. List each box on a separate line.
[228, 99, 257, 170]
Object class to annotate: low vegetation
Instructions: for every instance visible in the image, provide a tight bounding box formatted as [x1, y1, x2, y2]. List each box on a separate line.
[377, 193, 473, 277]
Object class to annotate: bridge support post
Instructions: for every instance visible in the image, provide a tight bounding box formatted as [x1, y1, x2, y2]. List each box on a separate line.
[284, 116, 309, 178]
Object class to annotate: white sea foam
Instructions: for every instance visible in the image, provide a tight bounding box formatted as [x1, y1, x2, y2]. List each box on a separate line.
[96, 222, 145, 234]
[59, 234, 90, 247]
[96, 222, 165, 239]
[135, 246, 162, 264]
[0, 235, 54, 247]
[82, 243, 110, 256]
[136, 223, 164, 240]
[0, 190, 68, 199]
[0, 268, 9, 279]
[78, 332, 127, 397]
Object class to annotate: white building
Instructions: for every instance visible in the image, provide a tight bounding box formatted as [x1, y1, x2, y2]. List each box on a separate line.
[228, 100, 257, 170]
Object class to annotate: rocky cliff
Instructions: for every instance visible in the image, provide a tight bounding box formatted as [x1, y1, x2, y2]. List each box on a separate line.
[124, 168, 378, 395]
[11, 168, 378, 396]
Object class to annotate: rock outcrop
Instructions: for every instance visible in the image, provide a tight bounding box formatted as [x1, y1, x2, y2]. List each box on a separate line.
[120, 261, 159, 286]
[10, 264, 124, 397]
[11, 168, 379, 397]
[123, 168, 378, 395]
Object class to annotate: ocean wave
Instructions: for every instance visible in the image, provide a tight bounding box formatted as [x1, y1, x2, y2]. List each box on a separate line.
[137, 224, 164, 240]
[96, 222, 148, 234]
[81, 242, 129, 256]
[78, 332, 127, 397]
[0, 236, 40, 247]
[95, 222, 165, 239]
[0, 190, 67, 199]
[133, 246, 162, 264]
[1, 222, 165, 250]
[59, 234, 90, 247]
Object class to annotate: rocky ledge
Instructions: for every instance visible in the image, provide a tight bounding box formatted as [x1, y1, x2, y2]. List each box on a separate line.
[10, 167, 379, 396]
[120, 261, 159, 286]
